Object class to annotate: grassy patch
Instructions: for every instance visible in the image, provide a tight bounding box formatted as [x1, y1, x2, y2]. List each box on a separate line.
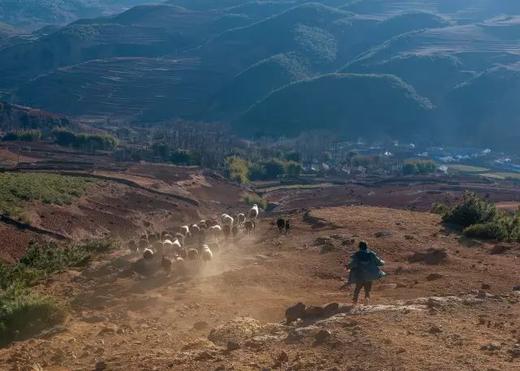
[0, 173, 94, 219]
[448, 164, 489, 173]
[242, 192, 268, 209]
[0, 285, 66, 347]
[481, 172, 520, 181]
[0, 240, 116, 346]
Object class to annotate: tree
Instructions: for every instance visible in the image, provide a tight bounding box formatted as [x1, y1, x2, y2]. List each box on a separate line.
[263, 159, 285, 179]
[285, 161, 302, 178]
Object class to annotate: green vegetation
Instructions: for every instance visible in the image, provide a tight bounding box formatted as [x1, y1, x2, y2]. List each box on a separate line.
[53, 129, 117, 152]
[0, 285, 65, 347]
[441, 192, 520, 242]
[242, 192, 267, 209]
[403, 160, 437, 175]
[0, 173, 93, 219]
[0, 240, 116, 346]
[2, 130, 42, 142]
[482, 172, 520, 181]
[225, 156, 303, 184]
[448, 164, 489, 173]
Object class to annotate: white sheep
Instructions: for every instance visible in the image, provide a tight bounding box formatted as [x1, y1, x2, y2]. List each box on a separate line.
[143, 248, 154, 260]
[201, 244, 213, 261]
[249, 204, 259, 220]
[221, 213, 234, 226]
[180, 225, 190, 236]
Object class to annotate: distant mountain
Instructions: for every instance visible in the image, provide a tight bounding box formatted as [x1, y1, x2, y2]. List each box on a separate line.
[0, 0, 161, 30]
[0, 0, 519, 151]
[445, 63, 520, 152]
[236, 73, 434, 139]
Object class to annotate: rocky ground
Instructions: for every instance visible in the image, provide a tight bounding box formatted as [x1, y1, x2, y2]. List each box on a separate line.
[0, 205, 519, 370]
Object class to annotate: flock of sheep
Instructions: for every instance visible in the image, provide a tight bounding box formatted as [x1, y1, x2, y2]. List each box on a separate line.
[130, 204, 260, 276]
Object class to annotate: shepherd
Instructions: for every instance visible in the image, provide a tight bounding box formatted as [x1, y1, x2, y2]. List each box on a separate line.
[345, 241, 385, 306]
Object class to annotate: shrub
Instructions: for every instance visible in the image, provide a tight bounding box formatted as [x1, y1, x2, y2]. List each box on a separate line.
[285, 161, 302, 178]
[0, 285, 66, 347]
[52, 129, 116, 151]
[403, 160, 436, 175]
[242, 193, 267, 209]
[442, 192, 497, 228]
[263, 159, 285, 179]
[431, 202, 450, 215]
[463, 222, 509, 241]
[2, 130, 42, 142]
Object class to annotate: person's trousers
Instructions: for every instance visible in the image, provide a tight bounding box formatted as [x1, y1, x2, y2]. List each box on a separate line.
[353, 281, 372, 302]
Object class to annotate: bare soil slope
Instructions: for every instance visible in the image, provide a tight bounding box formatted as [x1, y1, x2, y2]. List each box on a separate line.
[1, 206, 519, 370]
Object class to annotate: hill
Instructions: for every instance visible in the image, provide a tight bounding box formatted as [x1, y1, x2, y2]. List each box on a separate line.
[445, 63, 520, 152]
[236, 73, 434, 138]
[0, 0, 162, 30]
[0, 1, 519, 150]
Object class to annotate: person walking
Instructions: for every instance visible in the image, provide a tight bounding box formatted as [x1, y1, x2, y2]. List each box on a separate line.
[345, 241, 385, 305]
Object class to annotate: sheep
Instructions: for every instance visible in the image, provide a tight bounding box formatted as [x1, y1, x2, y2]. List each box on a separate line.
[221, 213, 234, 227]
[276, 219, 291, 234]
[175, 232, 185, 244]
[178, 247, 188, 259]
[223, 224, 231, 239]
[244, 220, 255, 234]
[236, 213, 246, 225]
[232, 225, 239, 238]
[161, 256, 173, 275]
[128, 240, 137, 253]
[201, 244, 213, 262]
[191, 224, 201, 235]
[180, 225, 190, 237]
[206, 218, 219, 227]
[152, 240, 163, 254]
[174, 256, 186, 276]
[143, 248, 154, 260]
[187, 248, 199, 260]
[249, 204, 259, 220]
[199, 220, 208, 230]
[138, 239, 149, 251]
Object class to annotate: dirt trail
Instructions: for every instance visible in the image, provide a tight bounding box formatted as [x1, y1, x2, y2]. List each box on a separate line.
[1, 206, 519, 370]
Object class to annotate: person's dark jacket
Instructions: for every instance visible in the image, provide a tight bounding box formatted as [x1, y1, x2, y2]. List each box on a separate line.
[346, 249, 385, 284]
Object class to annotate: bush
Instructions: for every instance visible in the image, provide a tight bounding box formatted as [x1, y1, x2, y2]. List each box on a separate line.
[431, 202, 450, 215]
[242, 193, 267, 209]
[2, 130, 42, 142]
[53, 129, 117, 151]
[0, 285, 66, 347]
[442, 192, 497, 228]
[403, 160, 436, 175]
[463, 222, 509, 241]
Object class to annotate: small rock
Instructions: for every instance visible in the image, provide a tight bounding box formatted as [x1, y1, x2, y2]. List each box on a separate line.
[314, 329, 332, 344]
[304, 305, 325, 318]
[226, 341, 240, 351]
[428, 325, 442, 335]
[286, 303, 306, 324]
[426, 273, 443, 281]
[490, 244, 512, 255]
[509, 344, 520, 358]
[481, 283, 491, 290]
[481, 342, 501, 351]
[374, 231, 392, 238]
[513, 285, 520, 292]
[322, 303, 340, 317]
[276, 351, 289, 364]
[95, 361, 107, 371]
